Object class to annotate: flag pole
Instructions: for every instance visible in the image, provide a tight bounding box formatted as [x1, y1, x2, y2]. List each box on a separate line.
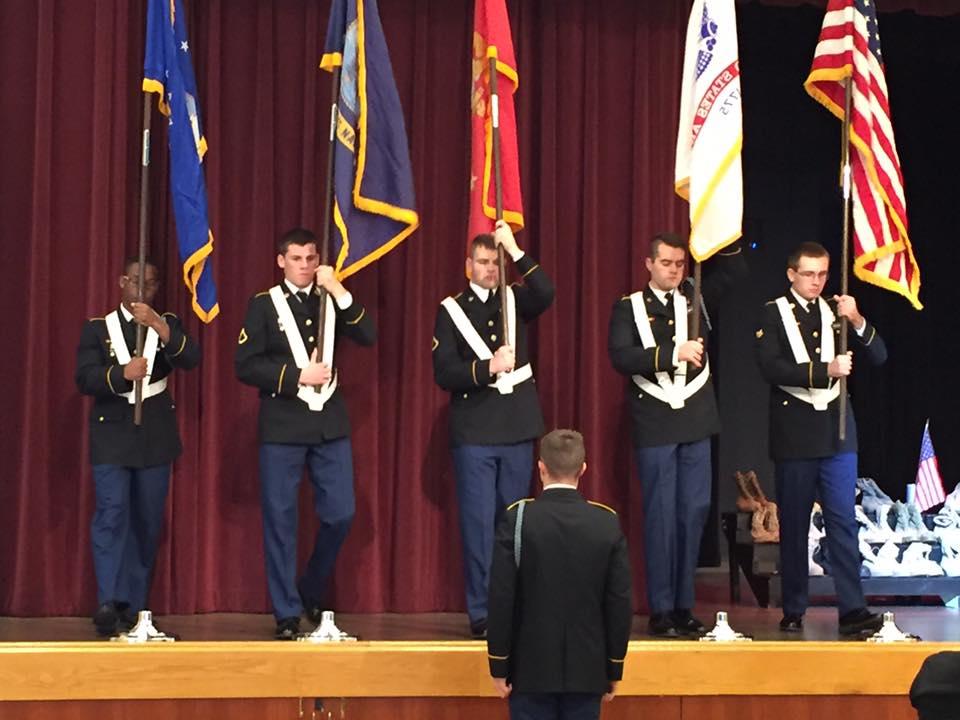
[838, 76, 853, 442]
[488, 51, 509, 343]
[318, 67, 342, 378]
[690, 262, 703, 342]
[134, 93, 153, 426]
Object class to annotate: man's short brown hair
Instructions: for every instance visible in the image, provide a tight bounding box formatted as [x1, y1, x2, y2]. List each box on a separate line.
[650, 232, 686, 259]
[787, 241, 829, 270]
[539, 429, 586, 479]
[469, 233, 496, 258]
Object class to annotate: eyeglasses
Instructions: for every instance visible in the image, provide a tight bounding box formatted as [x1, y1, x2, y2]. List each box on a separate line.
[796, 271, 829, 280]
[123, 276, 159, 290]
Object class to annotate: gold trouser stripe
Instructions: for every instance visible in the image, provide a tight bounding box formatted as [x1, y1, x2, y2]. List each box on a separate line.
[654, 346, 661, 372]
[346, 308, 366, 325]
[278, 364, 287, 394]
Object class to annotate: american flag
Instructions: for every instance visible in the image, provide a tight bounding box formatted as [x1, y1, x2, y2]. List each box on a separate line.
[804, 0, 922, 310]
[915, 421, 946, 511]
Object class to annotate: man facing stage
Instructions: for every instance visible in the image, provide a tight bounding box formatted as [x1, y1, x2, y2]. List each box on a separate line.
[487, 429, 632, 720]
[235, 228, 376, 640]
[75, 257, 201, 636]
[607, 232, 744, 637]
[755, 241, 886, 636]
[432, 219, 554, 638]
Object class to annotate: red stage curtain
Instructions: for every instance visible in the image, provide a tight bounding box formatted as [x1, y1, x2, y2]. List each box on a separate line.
[2, 0, 946, 617]
[0, 0, 693, 616]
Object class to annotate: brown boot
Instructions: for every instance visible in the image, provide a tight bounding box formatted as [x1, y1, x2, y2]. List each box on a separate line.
[762, 503, 780, 542]
[745, 470, 770, 506]
[736, 471, 761, 512]
[751, 507, 776, 543]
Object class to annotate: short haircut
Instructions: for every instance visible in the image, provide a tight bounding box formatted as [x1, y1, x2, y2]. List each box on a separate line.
[539, 429, 586, 479]
[122, 256, 158, 275]
[649, 232, 686, 259]
[469, 233, 497, 257]
[788, 241, 829, 270]
[278, 228, 319, 255]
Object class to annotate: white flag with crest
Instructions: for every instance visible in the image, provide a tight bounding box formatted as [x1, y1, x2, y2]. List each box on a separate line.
[675, 0, 743, 261]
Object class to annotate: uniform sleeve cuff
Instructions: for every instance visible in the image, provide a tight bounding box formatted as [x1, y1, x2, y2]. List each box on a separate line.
[335, 291, 354, 310]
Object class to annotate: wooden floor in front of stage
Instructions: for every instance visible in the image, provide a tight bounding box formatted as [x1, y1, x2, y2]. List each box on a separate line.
[1, 606, 959, 719]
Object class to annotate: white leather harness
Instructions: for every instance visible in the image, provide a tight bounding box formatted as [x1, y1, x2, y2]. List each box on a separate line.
[441, 286, 532, 395]
[775, 296, 840, 411]
[628, 291, 710, 409]
[269, 285, 338, 412]
[105, 310, 167, 403]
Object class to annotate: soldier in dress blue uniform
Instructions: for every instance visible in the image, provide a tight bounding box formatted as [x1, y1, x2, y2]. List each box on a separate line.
[487, 429, 632, 720]
[755, 241, 886, 637]
[432, 220, 554, 638]
[607, 232, 745, 637]
[235, 228, 376, 639]
[75, 257, 201, 636]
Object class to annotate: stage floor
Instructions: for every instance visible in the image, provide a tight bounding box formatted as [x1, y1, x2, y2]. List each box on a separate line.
[0, 605, 958, 643]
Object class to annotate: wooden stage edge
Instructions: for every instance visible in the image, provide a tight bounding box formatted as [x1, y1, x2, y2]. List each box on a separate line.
[2, 639, 959, 702]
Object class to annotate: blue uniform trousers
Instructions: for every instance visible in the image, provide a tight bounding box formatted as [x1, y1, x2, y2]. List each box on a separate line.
[508, 692, 602, 720]
[775, 452, 865, 617]
[91, 463, 171, 612]
[634, 439, 711, 614]
[452, 442, 533, 625]
[259, 439, 355, 620]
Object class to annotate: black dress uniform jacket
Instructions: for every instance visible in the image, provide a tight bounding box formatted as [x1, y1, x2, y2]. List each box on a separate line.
[432, 254, 554, 447]
[754, 294, 887, 461]
[75, 310, 201, 467]
[607, 247, 746, 448]
[487, 490, 633, 694]
[235, 285, 376, 445]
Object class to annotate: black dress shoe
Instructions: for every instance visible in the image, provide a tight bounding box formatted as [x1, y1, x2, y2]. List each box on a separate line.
[275, 616, 301, 640]
[116, 603, 137, 633]
[779, 614, 803, 632]
[648, 612, 681, 638]
[839, 608, 883, 637]
[92, 602, 118, 637]
[470, 619, 487, 640]
[297, 582, 324, 625]
[672, 609, 707, 636]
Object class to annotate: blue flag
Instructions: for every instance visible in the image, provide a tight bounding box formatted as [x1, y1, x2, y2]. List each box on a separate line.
[321, 0, 419, 278]
[143, 0, 219, 322]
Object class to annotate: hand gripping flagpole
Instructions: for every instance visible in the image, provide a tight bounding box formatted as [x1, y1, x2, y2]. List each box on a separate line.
[838, 77, 853, 442]
[488, 49, 510, 344]
[134, 94, 153, 426]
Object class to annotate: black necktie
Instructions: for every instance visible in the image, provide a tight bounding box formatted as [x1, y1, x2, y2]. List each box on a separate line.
[296, 291, 309, 303]
[664, 291, 673, 306]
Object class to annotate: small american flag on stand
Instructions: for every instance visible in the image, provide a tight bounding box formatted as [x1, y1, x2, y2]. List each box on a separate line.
[804, 0, 922, 309]
[915, 420, 946, 511]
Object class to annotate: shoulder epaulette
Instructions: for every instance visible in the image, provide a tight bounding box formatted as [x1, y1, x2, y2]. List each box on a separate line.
[255, 289, 272, 298]
[588, 500, 617, 515]
[507, 498, 534, 512]
[765, 299, 778, 306]
[88, 317, 105, 322]
[620, 294, 631, 301]
[453, 291, 463, 300]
